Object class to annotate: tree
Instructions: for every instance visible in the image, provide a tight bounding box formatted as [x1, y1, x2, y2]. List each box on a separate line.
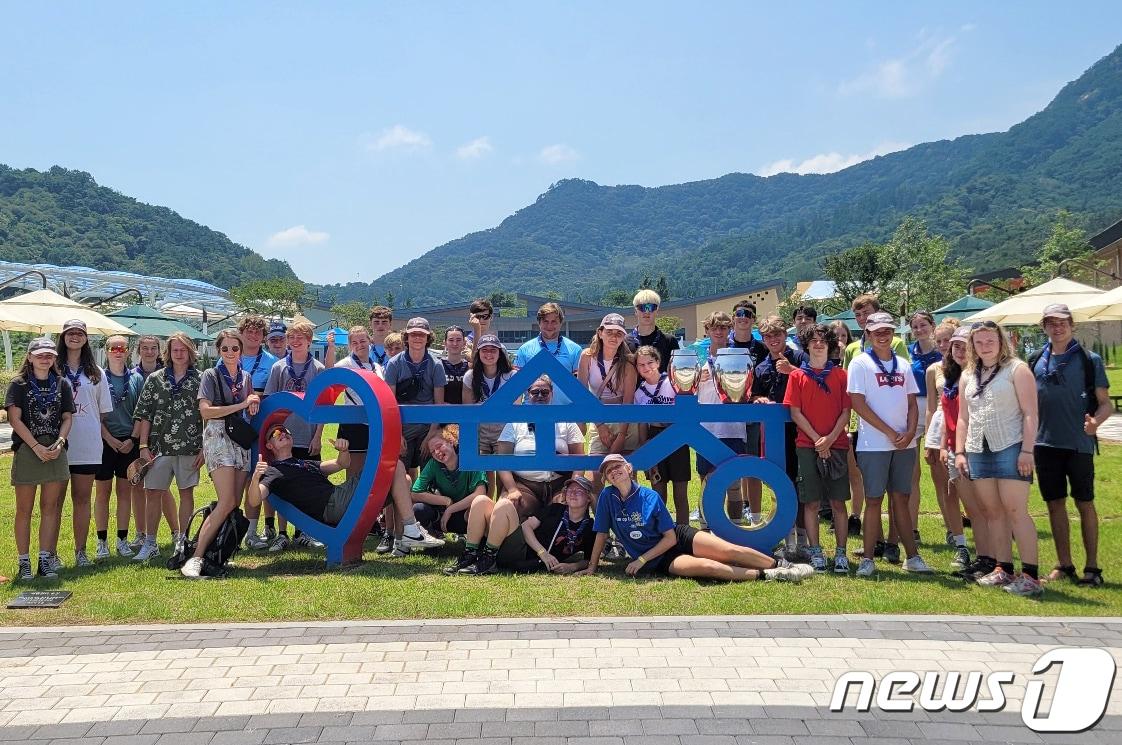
[640, 275, 653, 289]
[656, 315, 683, 336]
[544, 290, 562, 301]
[1021, 210, 1097, 286]
[822, 241, 885, 308]
[331, 301, 368, 328]
[231, 278, 306, 317]
[601, 289, 632, 306]
[655, 275, 670, 301]
[384, 291, 395, 308]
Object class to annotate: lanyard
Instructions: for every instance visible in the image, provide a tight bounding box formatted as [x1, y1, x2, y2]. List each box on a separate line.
[538, 334, 563, 357]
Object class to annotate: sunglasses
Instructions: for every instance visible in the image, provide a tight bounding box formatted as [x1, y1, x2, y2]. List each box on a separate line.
[474, 313, 493, 321]
[734, 309, 754, 319]
[971, 321, 999, 330]
[527, 388, 551, 398]
[218, 345, 241, 353]
[108, 345, 128, 353]
[269, 428, 291, 441]
[635, 303, 658, 313]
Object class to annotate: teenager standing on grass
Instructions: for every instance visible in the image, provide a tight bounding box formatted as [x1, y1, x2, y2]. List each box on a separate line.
[940, 327, 983, 576]
[7, 338, 74, 581]
[133, 332, 204, 562]
[847, 312, 932, 577]
[1031, 304, 1111, 587]
[129, 334, 173, 551]
[55, 319, 113, 570]
[331, 325, 383, 484]
[955, 321, 1041, 597]
[93, 335, 143, 560]
[908, 311, 942, 544]
[728, 301, 768, 522]
[634, 346, 691, 525]
[925, 321, 964, 556]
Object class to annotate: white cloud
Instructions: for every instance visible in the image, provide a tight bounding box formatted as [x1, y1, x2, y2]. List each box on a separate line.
[366, 124, 432, 152]
[456, 136, 493, 160]
[757, 141, 910, 177]
[266, 225, 330, 249]
[838, 27, 973, 99]
[538, 143, 580, 165]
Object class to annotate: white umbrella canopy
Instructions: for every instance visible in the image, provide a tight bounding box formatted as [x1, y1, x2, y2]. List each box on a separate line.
[1066, 283, 1122, 321]
[963, 277, 1110, 325]
[0, 289, 135, 335]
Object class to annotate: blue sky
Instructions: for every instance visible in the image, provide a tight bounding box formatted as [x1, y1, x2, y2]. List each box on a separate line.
[3, 2, 1122, 284]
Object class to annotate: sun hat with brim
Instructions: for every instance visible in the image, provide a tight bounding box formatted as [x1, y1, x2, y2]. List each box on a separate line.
[864, 312, 896, 332]
[62, 319, 87, 334]
[1042, 303, 1073, 321]
[475, 334, 505, 351]
[563, 474, 595, 493]
[598, 453, 631, 479]
[28, 337, 57, 357]
[405, 317, 433, 336]
[599, 313, 627, 333]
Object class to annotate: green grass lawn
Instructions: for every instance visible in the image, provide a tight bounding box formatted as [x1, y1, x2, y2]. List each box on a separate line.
[1, 428, 1120, 625]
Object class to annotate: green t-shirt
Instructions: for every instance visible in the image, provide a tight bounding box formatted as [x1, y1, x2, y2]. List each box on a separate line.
[411, 459, 488, 503]
[842, 336, 911, 369]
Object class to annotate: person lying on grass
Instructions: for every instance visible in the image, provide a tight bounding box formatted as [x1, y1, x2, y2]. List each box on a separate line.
[577, 454, 814, 582]
[444, 474, 596, 576]
[244, 425, 443, 558]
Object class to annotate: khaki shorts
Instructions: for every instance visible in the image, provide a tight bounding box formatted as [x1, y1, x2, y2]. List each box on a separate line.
[144, 455, 201, 491]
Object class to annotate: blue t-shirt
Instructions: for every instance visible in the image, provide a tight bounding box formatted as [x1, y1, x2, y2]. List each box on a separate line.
[909, 342, 942, 398]
[514, 335, 583, 405]
[592, 482, 676, 559]
[104, 369, 144, 438]
[241, 349, 279, 392]
[1034, 344, 1109, 455]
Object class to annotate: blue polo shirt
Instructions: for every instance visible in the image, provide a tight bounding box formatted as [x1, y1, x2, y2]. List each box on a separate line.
[514, 335, 583, 405]
[242, 349, 279, 392]
[909, 342, 942, 398]
[592, 481, 676, 559]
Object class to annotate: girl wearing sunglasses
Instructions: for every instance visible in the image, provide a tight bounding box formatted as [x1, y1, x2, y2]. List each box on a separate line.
[93, 335, 144, 560]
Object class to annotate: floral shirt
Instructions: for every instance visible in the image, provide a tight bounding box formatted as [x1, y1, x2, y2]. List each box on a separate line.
[134, 367, 203, 456]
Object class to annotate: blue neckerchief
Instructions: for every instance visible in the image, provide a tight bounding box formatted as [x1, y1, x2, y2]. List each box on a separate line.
[800, 360, 835, 393]
[911, 341, 943, 369]
[217, 362, 245, 400]
[285, 352, 312, 392]
[107, 369, 131, 406]
[943, 377, 960, 400]
[557, 510, 592, 556]
[538, 334, 563, 357]
[132, 360, 163, 377]
[63, 363, 83, 392]
[481, 373, 497, 400]
[1039, 341, 1082, 385]
[371, 346, 388, 366]
[165, 366, 196, 396]
[595, 348, 617, 394]
[350, 353, 376, 371]
[866, 348, 898, 377]
[972, 364, 1000, 399]
[638, 373, 668, 401]
[402, 351, 431, 378]
[28, 372, 59, 414]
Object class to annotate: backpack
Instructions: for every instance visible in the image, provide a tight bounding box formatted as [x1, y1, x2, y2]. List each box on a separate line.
[166, 502, 249, 577]
[1028, 345, 1099, 453]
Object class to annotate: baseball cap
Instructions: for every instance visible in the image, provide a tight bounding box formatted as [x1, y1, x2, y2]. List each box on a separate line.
[28, 337, 57, 357]
[598, 453, 631, 479]
[1042, 303, 1073, 321]
[405, 317, 433, 336]
[865, 312, 896, 332]
[267, 321, 287, 340]
[563, 474, 595, 493]
[950, 327, 971, 343]
[599, 313, 627, 333]
[61, 319, 87, 334]
[475, 334, 504, 351]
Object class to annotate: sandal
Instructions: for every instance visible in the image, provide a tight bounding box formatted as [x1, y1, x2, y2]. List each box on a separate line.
[1077, 567, 1104, 587]
[1044, 565, 1077, 583]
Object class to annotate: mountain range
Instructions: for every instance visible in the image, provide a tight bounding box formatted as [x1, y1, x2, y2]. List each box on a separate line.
[4, 45, 1122, 305]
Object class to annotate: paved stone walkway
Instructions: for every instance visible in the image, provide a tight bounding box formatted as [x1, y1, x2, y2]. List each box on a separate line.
[0, 615, 1119, 744]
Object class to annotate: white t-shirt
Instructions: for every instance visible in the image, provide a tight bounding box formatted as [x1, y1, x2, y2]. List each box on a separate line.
[498, 421, 584, 482]
[334, 354, 384, 405]
[847, 350, 919, 452]
[65, 367, 113, 466]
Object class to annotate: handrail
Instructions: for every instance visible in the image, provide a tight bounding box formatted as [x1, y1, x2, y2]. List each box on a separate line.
[0, 270, 48, 292]
[966, 279, 1017, 297]
[88, 289, 144, 308]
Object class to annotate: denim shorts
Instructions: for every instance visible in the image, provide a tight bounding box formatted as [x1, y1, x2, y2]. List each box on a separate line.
[967, 441, 1032, 483]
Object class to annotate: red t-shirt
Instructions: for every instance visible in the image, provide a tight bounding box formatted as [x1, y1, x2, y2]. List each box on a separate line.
[783, 366, 851, 450]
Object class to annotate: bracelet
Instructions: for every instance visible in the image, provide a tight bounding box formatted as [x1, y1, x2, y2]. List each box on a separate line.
[537, 548, 547, 558]
[954, 451, 965, 456]
[1021, 450, 1033, 455]
[139, 444, 150, 450]
[637, 555, 647, 566]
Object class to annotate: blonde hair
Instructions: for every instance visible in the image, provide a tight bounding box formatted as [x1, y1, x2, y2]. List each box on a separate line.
[632, 289, 661, 307]
[963, 322, 1016, 378]
[288, 320, 315, 338]
[703, 311, 733, 329]
[636, 344, 661, 365]
[383, 332, 404, 351]
[934, 320, 957, 340]
[536, 302, 564, 322]
[163, 332, 198, 367]
[430, 424, 460, 450]
[757, 315, 787, 336]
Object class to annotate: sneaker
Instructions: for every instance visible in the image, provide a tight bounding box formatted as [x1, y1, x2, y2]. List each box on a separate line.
[960, 558, 995, 582]
[399, 526, 445, 550]
[809, 548, 826, 573]
[74, 550, 94, 568]
[606, 541, 628, 561]
[263, 524, 278, 543]
[95, 540, 111, 560]
[268, 534, 291, 553]
[977, 567, 1013, 587]
[913, 529, 922, 545]
[460, 550, 497, 575]
[374, 533, 394, 554]
[115, 538, 135, 558]
[47, 553, 63, 573]
[883, 542, 901, 565]
[945, 531, 955, 547]
[133, 543, 161, 562]
[1003, 573, 1044, 598]
[245, 532, 269, 550]
[903, 555, 934, 574]
[293, 533, 324, 549]
[17, 558, 33, 581]
[181, 557, 204, 578]
[37, 556, 58, 578]
[950, 546, 971, 570]
[763, 561, 811, 583]
[856, 558, 876, 577]
[833, 554, 850, 574]
[443, 549, 479, 575]
[390, 541, 411, 558]
[848, 514, 861, 536]
[128, 534, 145, 551]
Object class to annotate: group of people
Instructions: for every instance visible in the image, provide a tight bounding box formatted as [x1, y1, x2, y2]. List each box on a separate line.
[5, 290, 1109, 595]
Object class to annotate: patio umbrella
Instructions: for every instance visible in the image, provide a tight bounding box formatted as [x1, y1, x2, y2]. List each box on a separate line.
[932, 295, 995, 322]
[0, 289, 135, 335]
[1066, 283, 1122, 321]
[107, 304, 211, 342]
[962, 278, 1107, 325]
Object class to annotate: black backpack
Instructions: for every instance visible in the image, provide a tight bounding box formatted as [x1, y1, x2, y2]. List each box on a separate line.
[1028, 345, 1100, 453]
[167, 502, 249, 578]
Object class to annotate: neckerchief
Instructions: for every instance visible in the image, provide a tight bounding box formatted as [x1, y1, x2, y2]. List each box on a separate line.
[350, 353, 376, 371]
[800, 360, 835, 393]
[217, 362, 245, 400]
[943, 376, 960, 401]
[403, 351, 431, 379]
[1039, 341, 1082, 386]
[245, 349, 266, 379]
[132, 360, 163, 377]
[371, 345, 388, 366]
[480, 373, 499, 400]
[63, 363, 83, 392]
[166, 366, 195, 397]
[911, 341, 942, 369]
[972, 363, 1001, 398]
[107, 369, 131, 406]
[638, 373, 668, 401]
[595, 348, 617, 394]
[538, 334, 563, 357]
[555, 510, 591, 558]
[285, 352, 312, 393]
[28, 372, 59, 415]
